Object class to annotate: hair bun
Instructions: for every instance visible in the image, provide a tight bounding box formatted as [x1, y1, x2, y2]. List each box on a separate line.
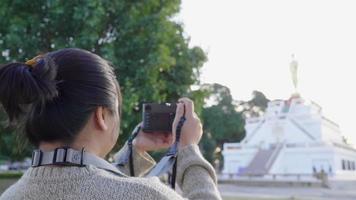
[31, 56, 59, 100]
[0, 55, 58, 121]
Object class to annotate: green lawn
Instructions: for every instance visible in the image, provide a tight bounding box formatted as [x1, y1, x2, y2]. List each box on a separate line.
[0, 172, 22, 194]
[223, 198, 282, 200]
[0, 179, 18, 194]
[223, 197, 310, 200]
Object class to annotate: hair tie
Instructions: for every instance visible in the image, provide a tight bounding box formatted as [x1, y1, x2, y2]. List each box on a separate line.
[25, 55, 43, 68]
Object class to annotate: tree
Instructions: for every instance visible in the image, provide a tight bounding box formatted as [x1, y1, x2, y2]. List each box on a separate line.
[0, 0, 206, 159]
[200, 85, 270, 165]
[0, 105, 33, 161]
[202, 84, 246, 144]
[200, 84, 245, 163]
[236, 90, 270, 118]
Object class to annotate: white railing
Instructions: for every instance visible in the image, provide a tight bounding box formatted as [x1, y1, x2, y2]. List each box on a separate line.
[219, 173, 320, 182]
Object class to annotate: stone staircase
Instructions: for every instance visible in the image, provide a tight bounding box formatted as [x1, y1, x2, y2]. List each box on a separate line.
[242, 144, 283, 175]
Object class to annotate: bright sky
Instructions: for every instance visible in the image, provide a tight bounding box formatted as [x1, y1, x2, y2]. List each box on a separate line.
[179, 0, 356, 145]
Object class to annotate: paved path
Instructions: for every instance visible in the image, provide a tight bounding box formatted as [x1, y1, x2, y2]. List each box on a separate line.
[218, 183, 356, 200]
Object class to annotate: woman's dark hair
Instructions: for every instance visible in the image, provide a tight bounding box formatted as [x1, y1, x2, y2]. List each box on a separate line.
[0, 48, 121, 146]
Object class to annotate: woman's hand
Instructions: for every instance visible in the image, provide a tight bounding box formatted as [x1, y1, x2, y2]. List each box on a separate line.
[133, 97, 203, 153]
[132, 123, 174, 154]
[172, 97, 203, 148]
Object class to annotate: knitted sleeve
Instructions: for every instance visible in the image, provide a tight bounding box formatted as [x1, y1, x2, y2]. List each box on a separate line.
[114, 144, 222, 200]
[114, 143, 156, 177]
[176, 144, 222, 200]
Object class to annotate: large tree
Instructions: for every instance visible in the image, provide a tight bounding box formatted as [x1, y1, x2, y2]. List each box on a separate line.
[200, 84, 245, 163]
[200, 84, 270, 165]
[0, 0, 206, 159]
[236, 90, 270, 118]
[202, 84, 246, 145]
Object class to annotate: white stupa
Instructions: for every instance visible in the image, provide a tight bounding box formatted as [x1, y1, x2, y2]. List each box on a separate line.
[222, 57, 356, 180]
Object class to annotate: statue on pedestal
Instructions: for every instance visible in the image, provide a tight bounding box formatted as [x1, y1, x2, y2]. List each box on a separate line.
[290, 54, 299, 94]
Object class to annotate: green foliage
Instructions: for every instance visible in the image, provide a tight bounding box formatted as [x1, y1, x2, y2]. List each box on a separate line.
[0, 103, 33, 161]
[0, 172, 23, 179]
[200, 84, 270, 164]
[201, 84, 245, 148]
[199, 84, 245, 164]
[0, 0, 206, 158]
[237, 90, 270, 118]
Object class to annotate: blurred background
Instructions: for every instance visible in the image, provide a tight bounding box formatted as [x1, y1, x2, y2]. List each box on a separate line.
[1, 0, 356, 199]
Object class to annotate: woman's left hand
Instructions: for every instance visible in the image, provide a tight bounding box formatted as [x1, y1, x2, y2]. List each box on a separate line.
[132, 123, 174, 154]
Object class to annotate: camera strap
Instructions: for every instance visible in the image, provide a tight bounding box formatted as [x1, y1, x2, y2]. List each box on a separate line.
[146, 115, 186, 189]
[31, 147, 127, 177]
[118, 124, 141, 176]
[119, 111, 186, 189]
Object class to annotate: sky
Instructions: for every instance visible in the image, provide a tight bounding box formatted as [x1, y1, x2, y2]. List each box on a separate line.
[179, 0, 356, 145]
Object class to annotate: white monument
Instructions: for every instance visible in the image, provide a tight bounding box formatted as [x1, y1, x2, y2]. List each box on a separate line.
[222, 58, 356, 180]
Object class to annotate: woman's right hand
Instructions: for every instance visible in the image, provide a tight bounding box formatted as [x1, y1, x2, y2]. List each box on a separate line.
[132, 123, 173, 155]
[172, 97, 203, 148]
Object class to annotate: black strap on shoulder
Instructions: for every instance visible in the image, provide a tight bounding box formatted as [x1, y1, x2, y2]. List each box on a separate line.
[116, 124, 141, 176]
[128, 125, 141, 176]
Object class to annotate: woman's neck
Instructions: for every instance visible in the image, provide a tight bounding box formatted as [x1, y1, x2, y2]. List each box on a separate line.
[39, 141, 68, 151]
[38, 140, 104, 158]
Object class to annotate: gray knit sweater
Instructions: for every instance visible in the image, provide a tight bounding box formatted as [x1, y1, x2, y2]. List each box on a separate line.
[0, 144, 221, 200]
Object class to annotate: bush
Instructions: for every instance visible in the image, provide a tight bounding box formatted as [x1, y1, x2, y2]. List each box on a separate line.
[0, 172, 23, 179]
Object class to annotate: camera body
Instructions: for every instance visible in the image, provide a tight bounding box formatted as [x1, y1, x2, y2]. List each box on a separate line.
[142, 103, 176, 133]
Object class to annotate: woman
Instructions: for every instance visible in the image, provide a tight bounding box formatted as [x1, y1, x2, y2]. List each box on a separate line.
[0, 48, 221, 200]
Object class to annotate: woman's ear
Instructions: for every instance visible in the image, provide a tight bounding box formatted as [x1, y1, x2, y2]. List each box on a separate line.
[94, 106, 108, 131]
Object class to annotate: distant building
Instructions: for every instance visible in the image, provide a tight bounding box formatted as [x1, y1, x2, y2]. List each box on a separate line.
[222, 95, 356, 180]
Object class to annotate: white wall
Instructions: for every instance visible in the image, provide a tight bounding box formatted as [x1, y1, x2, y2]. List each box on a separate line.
[333, 146, 356, 179]
[222, 148, 256, 174]
[269, 145, 334, 174]
[245, 118, 316, 147]
[322, 119, 344, 144]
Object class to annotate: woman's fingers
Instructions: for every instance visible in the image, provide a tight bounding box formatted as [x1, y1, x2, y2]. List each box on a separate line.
[134, 97, 202, 152]
[178, 97, 194, 117]
[172, 102, 185, 139]
[134, 131, 172, 152]
[150, 133, 172, 148]
[175, 98, 203, 148]
[175, 101, 185, 118]
[150, 132, 173, 145]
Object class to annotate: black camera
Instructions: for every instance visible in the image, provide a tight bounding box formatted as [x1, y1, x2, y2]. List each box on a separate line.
[142, 103, 177, 133]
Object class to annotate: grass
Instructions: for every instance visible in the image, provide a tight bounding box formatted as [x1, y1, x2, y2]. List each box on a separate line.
[0, 172, 22, 194]
[0, 172, 23, 179]
[0, 179, 19, 194]
[223, 197, 312, 200]
[223, 198, 286, 200]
